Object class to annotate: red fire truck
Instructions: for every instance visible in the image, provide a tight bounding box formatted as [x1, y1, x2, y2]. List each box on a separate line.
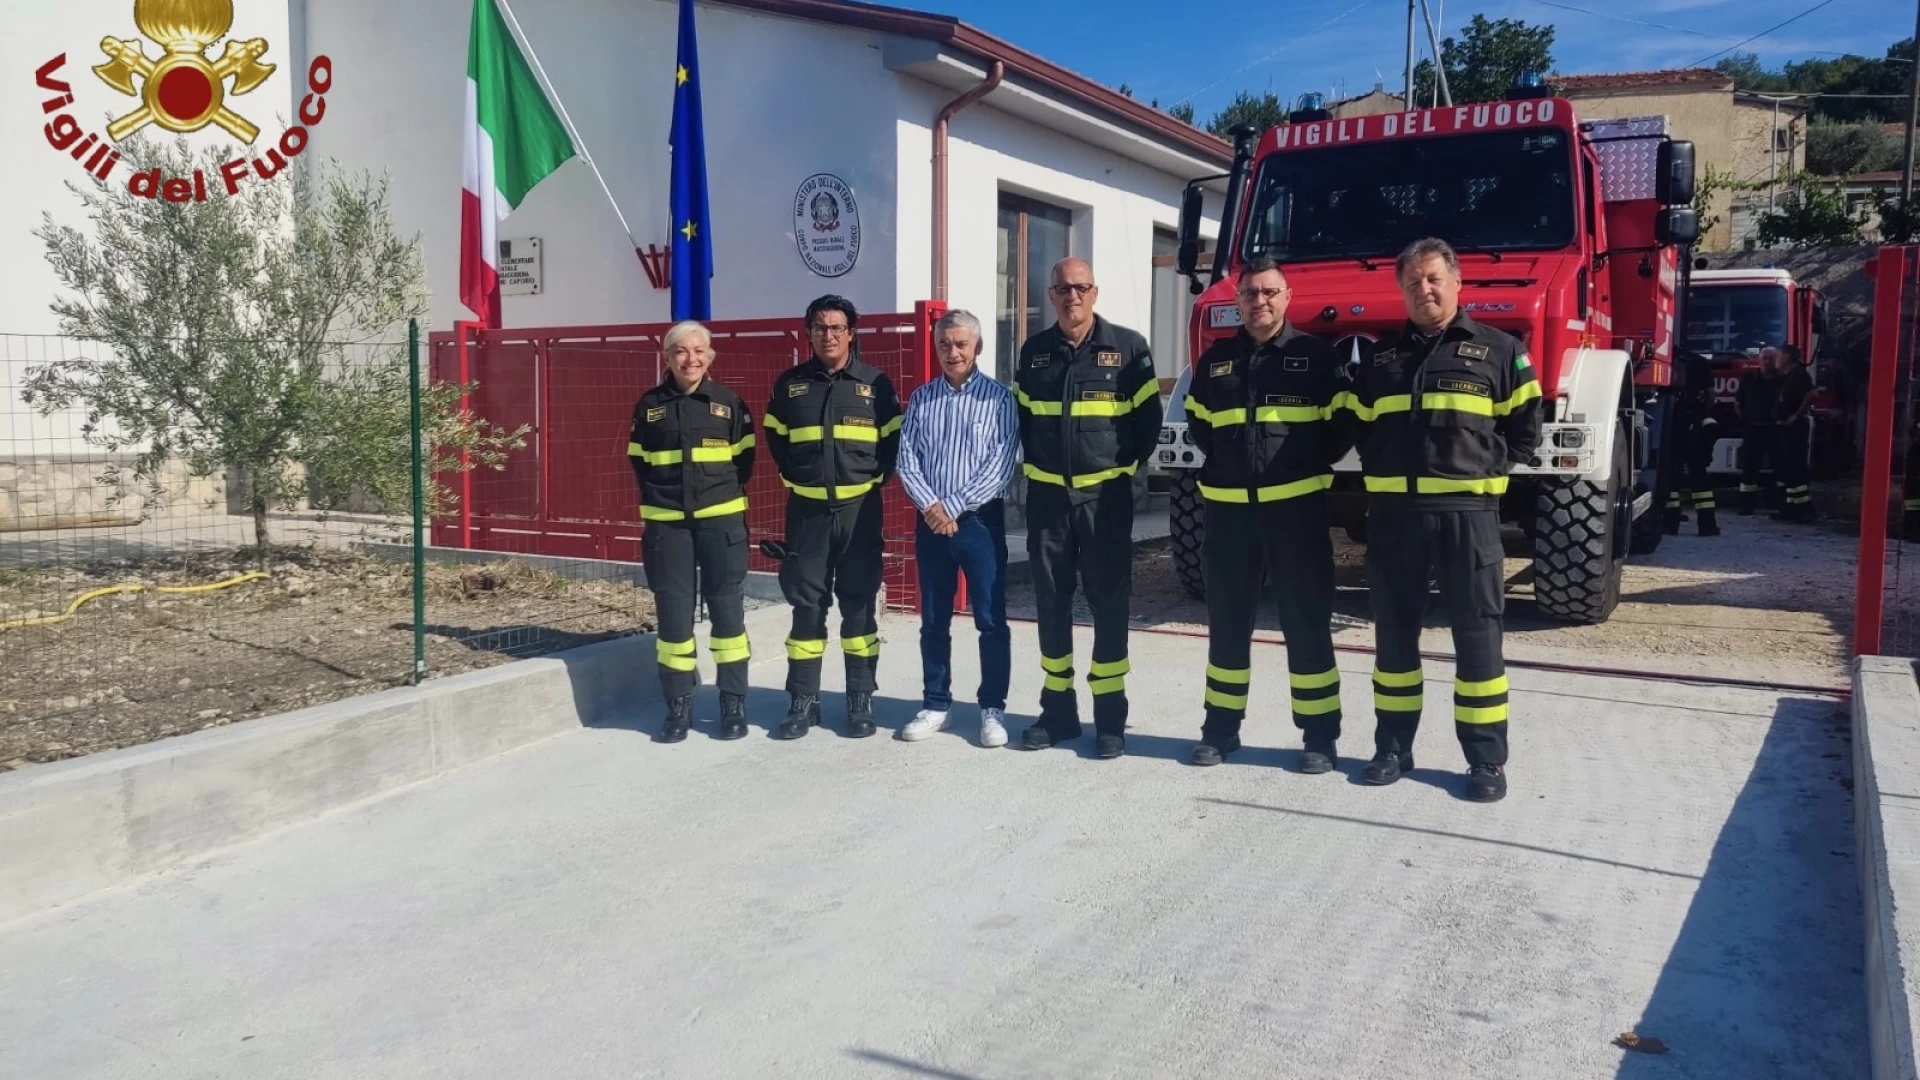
[1157, 83, 1698, 625]
[1684, 267, 1850, 480]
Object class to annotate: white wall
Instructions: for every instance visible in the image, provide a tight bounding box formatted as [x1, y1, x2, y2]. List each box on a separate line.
[306, 0, 904, 332]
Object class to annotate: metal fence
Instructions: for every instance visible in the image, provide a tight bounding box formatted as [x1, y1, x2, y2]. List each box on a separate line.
[1854, 245, 1920, 658]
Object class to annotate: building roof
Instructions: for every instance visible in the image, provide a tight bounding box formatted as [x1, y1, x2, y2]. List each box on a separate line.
[1550, 68, 1733, 93]
[708, 0, 1233, 165]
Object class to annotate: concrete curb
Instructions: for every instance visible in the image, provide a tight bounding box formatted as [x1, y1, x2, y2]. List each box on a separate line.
[0, 634, 670, 926]
[1855, 654, 1920, 1080]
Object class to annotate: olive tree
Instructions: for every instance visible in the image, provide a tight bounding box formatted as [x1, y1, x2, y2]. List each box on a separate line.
[28, 135, 524, 550]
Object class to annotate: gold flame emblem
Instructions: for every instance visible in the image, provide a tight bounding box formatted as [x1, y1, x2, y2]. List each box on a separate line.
[91, 0, 275, 144]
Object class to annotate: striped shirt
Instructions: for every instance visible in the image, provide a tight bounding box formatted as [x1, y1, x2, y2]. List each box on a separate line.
[896, 369, 1020, 515]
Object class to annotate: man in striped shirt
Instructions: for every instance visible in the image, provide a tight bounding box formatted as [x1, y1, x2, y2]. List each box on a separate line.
[896, 309, 1021, 748]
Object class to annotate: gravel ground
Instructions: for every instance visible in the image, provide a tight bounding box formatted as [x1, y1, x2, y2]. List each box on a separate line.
[1011, 510, 1882, 681]
[0, 548, 656, 771]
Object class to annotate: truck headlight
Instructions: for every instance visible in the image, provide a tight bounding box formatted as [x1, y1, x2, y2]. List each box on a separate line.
[1158, 428, 1175, 444]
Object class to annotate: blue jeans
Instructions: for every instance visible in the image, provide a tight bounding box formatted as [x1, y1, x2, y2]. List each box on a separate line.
[916, 499, 1011, 711]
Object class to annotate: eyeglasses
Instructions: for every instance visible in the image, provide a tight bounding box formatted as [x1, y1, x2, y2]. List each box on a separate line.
[1237, 287, 1286, 302]
[1048, 283, 1095, 297]
[809, 324, 851, 337]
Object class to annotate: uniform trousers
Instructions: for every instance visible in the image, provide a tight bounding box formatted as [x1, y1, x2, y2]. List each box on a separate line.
[1027, 478, 1134, 737]
[641, 517, 750, 699]
[779, 492, 883, 697]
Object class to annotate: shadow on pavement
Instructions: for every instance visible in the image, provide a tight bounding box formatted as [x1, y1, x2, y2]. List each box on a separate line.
[1614, 696, 1863, 1079]
[848, 1049, 988, 1080]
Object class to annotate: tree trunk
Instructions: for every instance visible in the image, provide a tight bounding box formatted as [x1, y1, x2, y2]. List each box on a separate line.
[249, 468, 270, 551]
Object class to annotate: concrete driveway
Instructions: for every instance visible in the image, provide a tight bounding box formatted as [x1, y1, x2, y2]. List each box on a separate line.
[0, 606, 1863, 1079]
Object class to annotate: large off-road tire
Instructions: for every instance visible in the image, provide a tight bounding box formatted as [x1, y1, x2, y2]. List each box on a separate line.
[1532, 426, 1626, 625]
[1169, 470, 1207, 601]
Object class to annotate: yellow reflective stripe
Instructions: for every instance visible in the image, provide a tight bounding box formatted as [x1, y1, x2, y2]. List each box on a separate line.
[1257, 474, 1334, 502]
[1454, 675, 1509, 697]
[1422, 392, 1493, 417]
[785, 637, 827, 660]
[1493, 379, 1542, 416]
[733, 433, 756, 454]
[1374, 692, 1425, 712]
[1040, 654, 1074, 674]
[1373, 668, 1423, 688]
[1322, 391, 1354, 419]
[1349, 394, 1412, 421]
[1131, 379, 1159, 407]
[1088, 658, 1130, 678]
[1292, 695, 1343, 716]
[709, 633, 751, 664]
[1069, 399, 1129, 417]
[1205, 688, 1249, 710]
[1184, 396, 1211, 422]
[1290, 668, 1340, 690]
[831, 424, 880, 443]
[1016, 386, 1063, 416]
[1043, 674, 1075, 692]
[881, 415, 903, 436]
[1199, 483, 1250, 503]
[1023, 463, 1137, 488]
[640, 448, 685, 465]
[692, 496, 747, 519]
[1455, 704, 1509, 724]
[640, 504, 687, 521]
[1207, 664, 1251, 684]
[787, 426, 825, 443]
[1365, 476, 1510, 495]
[842, 634, 880, 658]
[1205, 407, 1249, 427]
[1254, 405, 1324, 424]
[656, 637, 697, 672]
[763, 414, 788, 434]
[1089, 676, 1126, 695]
[689, 445, 733, 462]
[781, 477, 881, 500]
[627, 441, 646, 457]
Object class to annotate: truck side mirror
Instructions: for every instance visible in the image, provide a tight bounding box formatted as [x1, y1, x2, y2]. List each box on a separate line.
[1656, 207, 1699, 246]
[1657, 140, 1696, 206]
[1176, 184, 1204, 278]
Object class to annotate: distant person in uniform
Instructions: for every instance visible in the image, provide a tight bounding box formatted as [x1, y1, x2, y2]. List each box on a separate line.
[1664, 352, 1721, 537]
[1734, 346, 1783, 514]
[1771, 342, 1816, 523]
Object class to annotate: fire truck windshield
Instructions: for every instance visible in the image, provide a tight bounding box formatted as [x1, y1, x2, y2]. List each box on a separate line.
[1685, 284, 1788, 355]
[1240, 128, 1576, 264]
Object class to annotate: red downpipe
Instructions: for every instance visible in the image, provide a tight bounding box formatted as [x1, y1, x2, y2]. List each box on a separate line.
[932, 61, 1004, 300]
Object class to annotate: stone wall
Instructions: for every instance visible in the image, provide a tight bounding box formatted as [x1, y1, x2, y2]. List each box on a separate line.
[0, 457, 226, 532]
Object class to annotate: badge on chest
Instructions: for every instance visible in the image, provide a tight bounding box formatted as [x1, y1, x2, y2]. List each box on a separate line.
[787, 382, 811, 398]
[646, 406, 667, 422]
[709, 402, 732, 419]
[1455, 343, 1490, 362]
[1096, 350, 1122, 368]
[1209, 361, 1234, 378]
[854, 383, 874, 399]
[1283, 353, 1309, 372]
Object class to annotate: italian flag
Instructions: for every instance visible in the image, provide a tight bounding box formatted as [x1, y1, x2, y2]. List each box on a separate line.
[460, 0, 575, 327]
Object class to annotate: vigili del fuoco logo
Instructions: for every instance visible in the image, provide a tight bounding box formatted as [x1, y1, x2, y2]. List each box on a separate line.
[34, 0, 335, 201]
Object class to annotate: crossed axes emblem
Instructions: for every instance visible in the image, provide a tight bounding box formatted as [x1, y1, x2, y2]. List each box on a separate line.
[91, 0, 275, 144]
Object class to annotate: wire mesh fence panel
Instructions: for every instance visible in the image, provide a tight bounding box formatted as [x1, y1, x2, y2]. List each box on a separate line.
[0, 332, 416, 771]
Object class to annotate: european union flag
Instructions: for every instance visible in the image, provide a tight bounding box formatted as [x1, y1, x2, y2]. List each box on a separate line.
[669, 0, 712, 320]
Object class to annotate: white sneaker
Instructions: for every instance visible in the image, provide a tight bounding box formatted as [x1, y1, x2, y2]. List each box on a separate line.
[901, 708, 949, 742]
[979, 708, 1009, 748]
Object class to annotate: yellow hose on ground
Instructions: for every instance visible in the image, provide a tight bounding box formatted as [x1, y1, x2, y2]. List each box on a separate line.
[0, 571, 270, 632]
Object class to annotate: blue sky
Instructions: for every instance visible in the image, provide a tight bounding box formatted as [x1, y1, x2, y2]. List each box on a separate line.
[939, 0, 1908, 121]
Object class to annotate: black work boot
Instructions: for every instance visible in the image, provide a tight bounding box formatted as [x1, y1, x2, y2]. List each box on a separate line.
[717, 692, 748, 740]
[657, 695, 692, 743]
[1362, 749, 1413, 785]
[1697, 508, 1721, 537]
[1467, 763, 1508, 803]
[1190, 735, 1240, 767]
[845, 692, 876, 738]
[1300, 738, 1338, 775]
[1096, 733, 1127, 759]
[1662, 509, 1683, 535]
[778, 694, 820, 740]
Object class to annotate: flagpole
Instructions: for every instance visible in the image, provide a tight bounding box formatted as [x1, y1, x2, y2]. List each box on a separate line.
[492, 0, 640, 247]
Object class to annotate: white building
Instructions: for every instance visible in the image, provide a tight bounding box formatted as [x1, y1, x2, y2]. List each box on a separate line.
[2, 0, 1228, 414]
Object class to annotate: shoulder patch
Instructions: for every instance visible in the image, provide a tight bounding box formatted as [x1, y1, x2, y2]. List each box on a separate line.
[1514, 352, 1533, 371]
[787, 382, 810, 398]
[646, 406, 667, 422]
[1455, 342, 1491, 361]
[1373, 345, 1394, 366]
[709, 402, 732, 419]
[854, 383, 874, 398]
[1096, 350, 1122, 368]
[1209, 360, 1234, 378]
[1027, 355, 1050, 369]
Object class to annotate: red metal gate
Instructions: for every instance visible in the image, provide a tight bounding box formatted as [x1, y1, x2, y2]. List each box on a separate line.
[426, 302, 944, 612]
[1854, 245, 1919, 656]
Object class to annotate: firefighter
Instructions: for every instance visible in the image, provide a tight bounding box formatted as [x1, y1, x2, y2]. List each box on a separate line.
[1348, 238, 1542, 803]
[1014, 257, 1162, 759]
[764, 295, 903, 740]
[1663, 351, 1721, 537]
[1772, 342, 1817, 522]
[1735, 347, 1783, 514]
[1183, 257, 1353, 770]
[627, 320, 756, 743]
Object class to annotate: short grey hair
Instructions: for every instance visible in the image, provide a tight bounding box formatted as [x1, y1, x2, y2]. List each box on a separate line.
[1395, 237, 1461, 281]
[934, 309, 983, 343]
[661, 319, 712, 357]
